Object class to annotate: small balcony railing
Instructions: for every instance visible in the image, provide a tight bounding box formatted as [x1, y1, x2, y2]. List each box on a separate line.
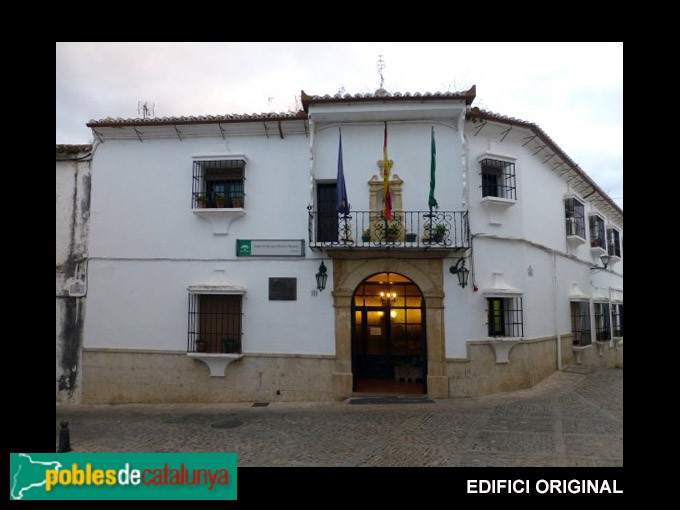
[308, 210, 469, 249]
[188, 333, 242, 354]
[192, 190, 245, 209]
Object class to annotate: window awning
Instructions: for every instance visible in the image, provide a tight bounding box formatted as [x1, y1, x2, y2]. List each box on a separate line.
[482, 271, 523, 296]
[568, 282, 590, 301]
[188, 269, 246, 295]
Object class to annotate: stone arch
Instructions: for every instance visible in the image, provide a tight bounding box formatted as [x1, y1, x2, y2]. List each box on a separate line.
[336, 258, 442, 299]
[329, 253, 449, 399]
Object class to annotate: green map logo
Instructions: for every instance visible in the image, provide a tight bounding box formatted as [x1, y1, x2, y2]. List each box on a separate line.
[237, 240, 252, 256]
[9, 453, 237, 500]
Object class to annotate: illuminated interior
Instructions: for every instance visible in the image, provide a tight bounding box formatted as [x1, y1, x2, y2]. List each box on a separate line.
[352, 272, 426, 393]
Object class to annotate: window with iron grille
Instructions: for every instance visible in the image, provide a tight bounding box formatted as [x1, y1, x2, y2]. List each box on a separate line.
[607, 227, 621, 258]
[570, 301, 591, 347]
[480, 159, 517, 200]
[192, 159, 245, 209]
[589, 215, 606, 249]
[611, 303, 623, 337]
[593, 302, 611, 341]
[486, 297, 523, 337]
[565, 197, 586, 238]
[187, 294, 242, 353]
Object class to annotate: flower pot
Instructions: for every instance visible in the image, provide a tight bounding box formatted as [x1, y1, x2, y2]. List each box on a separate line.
[214, 198, 226, 208]
[405, 233, 417, 243]
[362, 235, 371, 243]
[195, 340, 206, 352]
[232, 197, 244, 208]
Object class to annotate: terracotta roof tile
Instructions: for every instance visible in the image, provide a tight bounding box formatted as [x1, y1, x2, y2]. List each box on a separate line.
[87, 111, 307, 128]
[300, 85, 477, 112]
[81, 89, 619, 219]
[56, 144, 92, 154]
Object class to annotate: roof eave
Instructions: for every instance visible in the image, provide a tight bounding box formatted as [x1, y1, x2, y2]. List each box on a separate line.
[300, 85, 477, 113]
[467, 108, 622, 218]
[86, 112, 308, 129]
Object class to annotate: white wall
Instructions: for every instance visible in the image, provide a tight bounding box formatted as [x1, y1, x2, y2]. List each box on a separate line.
[84, 258, 335, 354]
[84, 108, 622, 364]
[85, 131, 337, 355]
[89, 135, 311, 259]
[312, 121, 462, 213]
[459, 119, 623, 353]
[56, 154, 91, 403]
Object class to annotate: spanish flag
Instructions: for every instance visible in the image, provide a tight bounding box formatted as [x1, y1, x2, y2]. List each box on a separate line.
[382, 122, 392, 220]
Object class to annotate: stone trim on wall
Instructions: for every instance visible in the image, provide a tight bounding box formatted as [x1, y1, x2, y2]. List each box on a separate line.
[82, 350, 335, 404]
[329, 254, 449, 399]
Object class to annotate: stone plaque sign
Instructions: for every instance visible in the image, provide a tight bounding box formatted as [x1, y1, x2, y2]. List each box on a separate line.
[269, 277, 297, 301]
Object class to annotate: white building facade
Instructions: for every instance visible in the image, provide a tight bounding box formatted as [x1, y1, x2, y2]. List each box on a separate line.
[79, 86, 622, 404]
[56, 144, 92, 403]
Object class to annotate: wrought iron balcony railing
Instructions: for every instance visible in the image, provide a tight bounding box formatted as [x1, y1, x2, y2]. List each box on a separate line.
[308, 210, 469, 249]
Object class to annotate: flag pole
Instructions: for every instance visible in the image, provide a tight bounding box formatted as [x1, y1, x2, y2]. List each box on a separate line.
[428, 126, 437, 243]
[337, 126, 352, 243]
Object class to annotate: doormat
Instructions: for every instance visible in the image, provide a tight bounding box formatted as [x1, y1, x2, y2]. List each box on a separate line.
[348, 396, 435, 405]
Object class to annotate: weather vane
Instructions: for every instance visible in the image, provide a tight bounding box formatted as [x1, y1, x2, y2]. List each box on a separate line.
[377, 55, 385, 88]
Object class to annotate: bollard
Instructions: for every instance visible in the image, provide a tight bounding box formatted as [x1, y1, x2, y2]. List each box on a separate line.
[57, 420, 71, 453]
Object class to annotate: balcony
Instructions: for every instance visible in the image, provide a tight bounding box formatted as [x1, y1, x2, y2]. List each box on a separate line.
[186, 333, 243, 377]
[308, 210, 469, 250]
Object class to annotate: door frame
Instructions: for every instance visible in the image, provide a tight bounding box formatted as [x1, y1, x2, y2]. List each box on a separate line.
[328, 253, 451, 399]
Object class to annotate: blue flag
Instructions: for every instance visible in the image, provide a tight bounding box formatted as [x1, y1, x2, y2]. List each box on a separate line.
[337, 128, 350, 216]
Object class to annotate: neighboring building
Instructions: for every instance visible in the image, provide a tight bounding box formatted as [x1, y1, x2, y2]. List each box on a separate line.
[56, 144, 92, 404]
[79, 85, 622, 404]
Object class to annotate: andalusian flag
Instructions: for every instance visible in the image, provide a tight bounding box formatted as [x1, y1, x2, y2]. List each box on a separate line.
[428, 126, 438, 212]
[382, 122, 392, 220]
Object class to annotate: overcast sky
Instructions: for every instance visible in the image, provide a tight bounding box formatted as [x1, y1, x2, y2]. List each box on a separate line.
[56, 42, 622, 208]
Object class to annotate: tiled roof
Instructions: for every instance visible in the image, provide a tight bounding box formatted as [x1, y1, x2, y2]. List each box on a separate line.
[467, 107, 622, 217]
[300, 85, 476, 112]
[56, 144, 92, 154]
[87, 111, 307, 128]
[82, 88, 619, 219]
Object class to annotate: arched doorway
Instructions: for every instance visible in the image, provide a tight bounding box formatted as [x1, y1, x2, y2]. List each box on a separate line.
[352, 272, 427, 394]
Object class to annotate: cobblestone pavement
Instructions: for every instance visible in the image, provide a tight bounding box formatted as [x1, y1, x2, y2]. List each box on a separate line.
[55, 368, 622, 467]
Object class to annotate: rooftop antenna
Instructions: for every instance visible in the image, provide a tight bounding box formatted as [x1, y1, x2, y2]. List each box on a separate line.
[377, 55, 385, 89]
[137, 101, 155, 119]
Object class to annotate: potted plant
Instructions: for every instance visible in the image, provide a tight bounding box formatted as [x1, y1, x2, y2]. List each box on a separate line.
[213, 192, 226, 208]
[405, 232, 417, 243]
[222, 335, 239, 354]
[394, 356, 424, 382]
[409, 356, 425, 382]
[195, 337, 206, 352]
[231, 193, 244, 208]
[384, 224, 400, 242]
[432, 224, 447, 242]
[394, 359, 410, 382]
[195, 193, 209, 208]
[362, 228, 371, 243]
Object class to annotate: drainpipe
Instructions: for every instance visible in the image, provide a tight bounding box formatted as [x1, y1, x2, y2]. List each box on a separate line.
[552, 252, 562, 370]
[308, 116, 315, 208]
[458, 108, 468, 210]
